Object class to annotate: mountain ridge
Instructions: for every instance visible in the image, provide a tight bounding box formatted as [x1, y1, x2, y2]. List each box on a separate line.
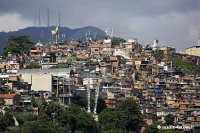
[0, 26, 105, 53]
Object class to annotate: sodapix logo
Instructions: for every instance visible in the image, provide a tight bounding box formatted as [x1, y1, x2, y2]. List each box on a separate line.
[157, 125, 194, 130]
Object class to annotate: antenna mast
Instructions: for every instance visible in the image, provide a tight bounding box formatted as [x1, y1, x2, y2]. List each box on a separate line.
[47, 6, 50, 27]
[105, 28, 109, 39]
[59, 11, 61, 27]
[35, 14, 37, 27]
[86, 33, 87, 41]
[88, 30, 90, 39]
[111, 28, 114, 38]
[94, 32, 96, 40]
[38, 9, 41, 27]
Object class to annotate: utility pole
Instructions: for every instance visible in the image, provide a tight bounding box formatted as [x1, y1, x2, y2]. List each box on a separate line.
[94, 77, 100, 115]
[87, 73, 91, 112]
[69, 78, 71, 104]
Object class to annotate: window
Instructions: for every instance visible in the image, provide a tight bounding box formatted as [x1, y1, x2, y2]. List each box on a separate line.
[95, 49, 99, 51]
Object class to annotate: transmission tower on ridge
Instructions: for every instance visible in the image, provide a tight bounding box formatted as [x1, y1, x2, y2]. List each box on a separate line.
[47, 6, 50, 27]
[35, 14, 37, 27]
[59, 11, 61, 27]
[38, 9, 41, 27]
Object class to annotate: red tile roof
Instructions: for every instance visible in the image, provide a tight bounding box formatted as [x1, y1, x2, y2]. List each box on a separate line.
[0, 94, 16, 99]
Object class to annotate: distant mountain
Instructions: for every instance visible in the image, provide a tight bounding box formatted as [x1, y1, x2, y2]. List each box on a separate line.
[0, 26, 105, 53]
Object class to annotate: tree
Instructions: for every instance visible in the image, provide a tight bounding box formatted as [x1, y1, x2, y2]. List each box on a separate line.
[4, 111, 15, 126]
[25, 62, 41, 69]
[98, 109, 118, 131]
[168, 57, 200, 76]
[116, 98, 143, 132]
[58, 105, 98, 133]
[157, 129, 177, 133]
[13, 120, 64, 133]
[164, 114, 175, 125]
[77, 96, 107, 114]
[135, 72, 141, 80]
[106, 129, 129, 133]
[12, 112, 37, 125]
[2, 35, 34, 56]
[111, 37, 126, 45]
[0, 112, 9, 131]
[43, 101, 63, 118]
[99, 98, 143, 132]
[155, 49, 164, 62]
[142, 122, 163, 133]
[192, 129, 200, 133]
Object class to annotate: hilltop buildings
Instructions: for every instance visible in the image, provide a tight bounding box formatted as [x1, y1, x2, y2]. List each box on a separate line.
[1, 34, 200, 133]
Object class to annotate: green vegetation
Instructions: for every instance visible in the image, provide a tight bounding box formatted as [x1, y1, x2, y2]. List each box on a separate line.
[50, 64, 69, 69]
[2, 35, 34, 56]
[0, 98, 144, 133]
[99, 98, 143, 132]
[102, 35, 126, 45]
[192, 129, 200, 133]
[164, 114, 175, 125]
[142, 122, 163, 133]
[168, 57, 200, 76]
[157, 129, 177, 133]
[77, 96, 107, 114]
[135, 72, 142, 80]
[0, 111, 15, 132]
[142, 122, 177, 133]
[25, 62, 41, 69]
[66, 56, 76, 63]
[111, 37, 126, 45]
[155, 49, 164, 62]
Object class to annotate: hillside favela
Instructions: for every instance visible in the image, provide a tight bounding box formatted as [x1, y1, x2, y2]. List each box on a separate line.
[1, 25, 200, 133]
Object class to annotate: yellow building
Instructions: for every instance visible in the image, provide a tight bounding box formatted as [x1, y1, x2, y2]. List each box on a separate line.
[186, 46, 200, 56]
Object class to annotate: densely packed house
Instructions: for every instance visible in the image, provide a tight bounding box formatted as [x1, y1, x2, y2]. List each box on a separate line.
[1, 36, 200, 133]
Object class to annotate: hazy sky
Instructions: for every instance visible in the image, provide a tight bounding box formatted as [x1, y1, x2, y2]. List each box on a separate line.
[0, 0, 200, 51]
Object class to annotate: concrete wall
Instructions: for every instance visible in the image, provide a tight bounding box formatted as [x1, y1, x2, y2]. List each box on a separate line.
[186, 46, 200, 56]
[22, 74, 32, 84]
[31, 74, 52, 92]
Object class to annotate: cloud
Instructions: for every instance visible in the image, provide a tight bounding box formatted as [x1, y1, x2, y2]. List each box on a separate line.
[0, 13, 33, 32]
[1, 0, 200, 51]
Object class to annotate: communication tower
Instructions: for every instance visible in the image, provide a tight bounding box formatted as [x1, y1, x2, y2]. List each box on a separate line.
[38, 9, 41, 27]
[59, 11, 61, 27]
[47, 7, 50, 27]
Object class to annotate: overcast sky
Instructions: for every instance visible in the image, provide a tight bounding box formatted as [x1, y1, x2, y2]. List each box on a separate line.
[0, 0, 200, 51]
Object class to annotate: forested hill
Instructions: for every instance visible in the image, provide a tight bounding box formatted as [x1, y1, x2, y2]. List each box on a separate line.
[0, 26, 105, 52]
